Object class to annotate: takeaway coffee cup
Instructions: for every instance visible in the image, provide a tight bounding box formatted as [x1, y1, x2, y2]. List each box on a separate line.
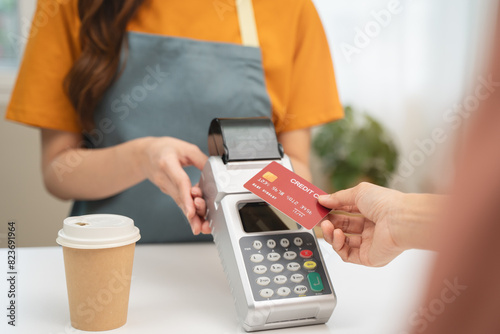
[57, 214, 140, 331]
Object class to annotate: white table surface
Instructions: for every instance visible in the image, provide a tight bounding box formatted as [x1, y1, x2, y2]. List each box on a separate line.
[1, 240, 434, 334]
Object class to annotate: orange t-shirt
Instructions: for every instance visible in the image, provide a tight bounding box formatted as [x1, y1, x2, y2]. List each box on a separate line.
[6, 0, 343, 133]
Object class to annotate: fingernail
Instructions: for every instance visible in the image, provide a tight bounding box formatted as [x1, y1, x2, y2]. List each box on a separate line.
[318, 195, 329, 201]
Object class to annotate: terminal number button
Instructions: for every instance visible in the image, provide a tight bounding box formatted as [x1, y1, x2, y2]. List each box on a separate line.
[290, 273, 304, 283]
[293, 237, 303, 247]
[307, 272, 324, 292]
[303, 261, 317, 270]
[252, 240, 263, 250]
[267, 253, 281, 261]
[277, 287, 291, 297]
[287, 262, 301, 271]
[273, 275, 287, 284]
[283, 251, 297, 260]
[294, 285, 308, 295]
[253, 265, 267, 275]
[270, 264, 284, 273]
[250, 254, 264, 263]
[256, 277, 271, 286]
[267, 239, 277, 248]
[300, 249, 313, 259]
[280, 238, 290, 248]
[260, 289, 274, 298]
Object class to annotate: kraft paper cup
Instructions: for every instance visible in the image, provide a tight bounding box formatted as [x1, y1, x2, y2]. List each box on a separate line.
[57, 214, 140, 331]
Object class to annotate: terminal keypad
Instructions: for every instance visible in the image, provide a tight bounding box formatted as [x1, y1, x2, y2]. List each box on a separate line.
[240, 232, 332, 301]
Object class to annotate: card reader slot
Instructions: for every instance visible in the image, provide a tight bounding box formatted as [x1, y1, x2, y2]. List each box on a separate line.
[266, 317, 317, 324]
[266, 305, 320, 323]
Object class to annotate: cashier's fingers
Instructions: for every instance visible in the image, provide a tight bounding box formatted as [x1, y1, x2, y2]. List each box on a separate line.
[189, 185, 211, 234]
[158, 158, 197, 221]
[191, 185, 203, 198]
[189, 214, 203, 235]
[200, 219, 211, 234]
[191, 214, 211, 235]
[193, 196, 204, 213]
[178, 142, 208, 171]
[188, 198, 207, 235]
[177, 180, 197, 220]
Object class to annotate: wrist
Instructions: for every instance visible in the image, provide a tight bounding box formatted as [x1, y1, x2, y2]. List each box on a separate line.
[391, 193, 443, 251]
[131, 136, 154, 180]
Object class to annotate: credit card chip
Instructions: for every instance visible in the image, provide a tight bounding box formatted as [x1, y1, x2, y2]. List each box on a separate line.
[263, 172, 278, 182]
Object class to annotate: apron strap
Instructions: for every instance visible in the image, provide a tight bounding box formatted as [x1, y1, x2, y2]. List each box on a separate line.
[236, 0, 260, 47]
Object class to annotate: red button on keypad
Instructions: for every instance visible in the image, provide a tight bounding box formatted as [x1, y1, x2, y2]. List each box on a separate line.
[300, 250, 313, 259]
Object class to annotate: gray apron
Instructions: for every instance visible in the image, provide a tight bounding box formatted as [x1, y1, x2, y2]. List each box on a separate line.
[70, 1, 271, 243]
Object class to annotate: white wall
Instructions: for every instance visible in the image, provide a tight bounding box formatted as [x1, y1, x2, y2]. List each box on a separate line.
[0, 0, 70, 248]
[313, 0, 497, 193]
[0, 104, 72, 247]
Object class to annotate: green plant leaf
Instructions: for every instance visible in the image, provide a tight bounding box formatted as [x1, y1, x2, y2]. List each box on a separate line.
[313, 106, 399, 190]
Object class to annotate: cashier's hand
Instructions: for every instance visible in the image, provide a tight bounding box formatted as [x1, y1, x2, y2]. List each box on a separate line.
[318, 183, 406, 267]
[141, 137, 211, 235]
[191, 185, 211, 234]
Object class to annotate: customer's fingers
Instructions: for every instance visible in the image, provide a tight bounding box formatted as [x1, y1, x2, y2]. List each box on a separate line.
[344, 234, 362, 248]
[321, 220, 335, 245]
[335, 205, 361, 214]
[318, 187, 360, 210]
[332, 229, 363, 265]
[327, 213, 366, 234]
[322, 220, 360, 253]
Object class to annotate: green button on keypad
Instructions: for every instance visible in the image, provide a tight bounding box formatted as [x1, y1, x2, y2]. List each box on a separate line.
[307, 272, 324, 292]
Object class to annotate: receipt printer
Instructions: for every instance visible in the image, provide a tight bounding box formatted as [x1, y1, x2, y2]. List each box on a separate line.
[200, 117, 336, 331]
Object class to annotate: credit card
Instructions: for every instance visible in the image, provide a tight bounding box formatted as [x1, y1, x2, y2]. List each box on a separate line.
[244, 161, 331, 229]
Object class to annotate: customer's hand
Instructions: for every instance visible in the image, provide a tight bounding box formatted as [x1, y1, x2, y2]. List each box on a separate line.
[319, 182, 441, 267]
[318, 183, 406, 267]
[140, 137, 210, 235]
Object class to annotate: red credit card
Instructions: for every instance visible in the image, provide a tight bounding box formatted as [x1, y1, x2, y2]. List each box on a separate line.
[243, 161, 331, 229]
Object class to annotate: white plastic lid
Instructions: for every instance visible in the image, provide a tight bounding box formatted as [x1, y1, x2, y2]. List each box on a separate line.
[56, 214, 141, 249]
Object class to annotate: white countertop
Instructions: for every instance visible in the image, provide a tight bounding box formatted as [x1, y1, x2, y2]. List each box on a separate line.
[0, 240, 434, 334]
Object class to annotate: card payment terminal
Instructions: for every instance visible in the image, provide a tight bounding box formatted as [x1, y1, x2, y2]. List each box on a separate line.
[200, 118, 336, 331]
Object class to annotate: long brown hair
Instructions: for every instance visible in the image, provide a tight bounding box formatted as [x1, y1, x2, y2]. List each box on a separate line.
[64, 0, 146, 130]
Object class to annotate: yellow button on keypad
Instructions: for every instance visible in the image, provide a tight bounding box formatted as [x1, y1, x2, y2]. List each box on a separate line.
[303, 261, 317, 270]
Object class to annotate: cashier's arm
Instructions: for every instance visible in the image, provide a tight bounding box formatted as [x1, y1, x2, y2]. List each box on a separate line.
[277, 128, 312, 182]
[41, 128, 210, 234]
